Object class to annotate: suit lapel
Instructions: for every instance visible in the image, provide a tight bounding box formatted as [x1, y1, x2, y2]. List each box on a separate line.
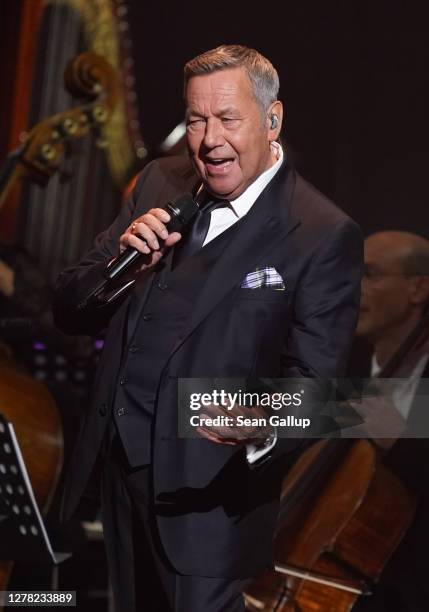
[169, 161, 301, 358]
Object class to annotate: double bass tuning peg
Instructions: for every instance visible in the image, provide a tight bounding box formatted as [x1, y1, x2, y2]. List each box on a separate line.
[93, 124, 109, 149]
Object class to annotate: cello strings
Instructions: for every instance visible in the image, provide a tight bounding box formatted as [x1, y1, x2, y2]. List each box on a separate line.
[274, 563, 366, 595]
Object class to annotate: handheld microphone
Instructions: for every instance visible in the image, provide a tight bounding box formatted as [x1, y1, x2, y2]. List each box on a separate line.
[105, 192, 198, 282]
[79, 192, 198, 309]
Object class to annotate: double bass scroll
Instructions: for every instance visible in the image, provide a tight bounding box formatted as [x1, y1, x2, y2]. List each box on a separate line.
[0, 52, 119, 214]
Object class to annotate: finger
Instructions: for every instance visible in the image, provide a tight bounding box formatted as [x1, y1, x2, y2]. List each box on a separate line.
[198, 428, 243, 446]
[151, 208, 171, 224]
[164, 232, 182, 247]
[132, 222, 162, 250]
[196, 422, 240, 445]
[199, 419, 246, 441]
[120, 232, 151, 255]
[140, 213, 170, 241]
[196, 427, 225, 444]
[119, 232, 150, 255]
[202, 403, 234, 418]
[215, 438, 243, 445]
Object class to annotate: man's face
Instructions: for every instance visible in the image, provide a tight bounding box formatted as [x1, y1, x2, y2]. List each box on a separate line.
[356, 237, 414, 342]
[185, 67, 275, 200]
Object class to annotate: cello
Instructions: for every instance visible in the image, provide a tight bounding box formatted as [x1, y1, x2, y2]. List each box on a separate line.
[0, 52, 119, 604]
[245, 438, 416, 611]
[244, 315, 429, 610]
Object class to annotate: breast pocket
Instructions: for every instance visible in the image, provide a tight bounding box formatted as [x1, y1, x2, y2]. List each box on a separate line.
[233, 288, 292, 338]
[236, 288, 291, 303]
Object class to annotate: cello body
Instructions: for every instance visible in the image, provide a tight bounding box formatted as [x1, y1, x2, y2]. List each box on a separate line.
[0, 356, 63, 605]
[245, 439, 417, 611]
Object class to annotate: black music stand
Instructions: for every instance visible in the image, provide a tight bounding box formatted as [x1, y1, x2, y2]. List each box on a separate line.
[0, 412, 71, 564]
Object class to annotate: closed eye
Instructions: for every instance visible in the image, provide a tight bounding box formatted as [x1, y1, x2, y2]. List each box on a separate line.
[186, 118, 205, 128]
[221, 117, 240, 125]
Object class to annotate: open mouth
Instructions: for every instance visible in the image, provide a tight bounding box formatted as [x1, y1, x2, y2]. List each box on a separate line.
[205, 157, 235, 173]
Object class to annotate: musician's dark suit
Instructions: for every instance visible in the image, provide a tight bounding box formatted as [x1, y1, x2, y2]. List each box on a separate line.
[53, 155, 362, 609]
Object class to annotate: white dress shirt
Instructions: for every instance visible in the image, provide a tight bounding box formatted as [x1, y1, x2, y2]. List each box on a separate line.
[371, 354, 429, 420]
[198, 143, 284, 464]
[202, 142, 283, 246]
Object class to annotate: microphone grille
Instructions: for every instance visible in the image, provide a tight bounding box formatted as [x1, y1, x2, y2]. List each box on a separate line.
[167, 193, 198, 230]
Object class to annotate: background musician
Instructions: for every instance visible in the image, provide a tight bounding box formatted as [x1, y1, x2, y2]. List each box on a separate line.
[352, 230, 429, 611]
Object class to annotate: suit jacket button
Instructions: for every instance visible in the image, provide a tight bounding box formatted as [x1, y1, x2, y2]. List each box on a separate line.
[119, 377, 128, 385]
[117, 407, 125, 416]
[142, 313, 152, 321]
[99, 402, 107, 417]
[157, 281, 168, 290]
[129, 345, 139, 353]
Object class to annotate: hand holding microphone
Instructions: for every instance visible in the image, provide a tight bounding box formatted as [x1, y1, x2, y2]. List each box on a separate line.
[118, 208, 181, 272]
[110, 192, 197, 280]
[79, 193, 197, 309]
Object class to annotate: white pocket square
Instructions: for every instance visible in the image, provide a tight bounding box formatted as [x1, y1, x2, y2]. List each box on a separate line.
[240, 267, 286, 290]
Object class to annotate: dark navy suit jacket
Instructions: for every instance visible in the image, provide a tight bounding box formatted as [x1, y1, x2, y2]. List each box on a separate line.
[53, 156, 363, 578]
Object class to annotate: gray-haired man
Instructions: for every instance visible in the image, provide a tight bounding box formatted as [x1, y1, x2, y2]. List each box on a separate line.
[54, 45, 362, 611]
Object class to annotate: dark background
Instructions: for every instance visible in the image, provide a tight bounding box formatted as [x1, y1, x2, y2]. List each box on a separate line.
[0, 2, 426, 607]
[127, 0, 428, 236]
[0, 0, 428, 236]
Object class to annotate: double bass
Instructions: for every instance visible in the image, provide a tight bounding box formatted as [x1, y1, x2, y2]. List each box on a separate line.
[0, 52, 119, 603]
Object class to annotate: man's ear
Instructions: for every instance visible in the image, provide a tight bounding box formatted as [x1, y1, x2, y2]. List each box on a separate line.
[409, 276, 429, 306]
[267, 101, 283, 140]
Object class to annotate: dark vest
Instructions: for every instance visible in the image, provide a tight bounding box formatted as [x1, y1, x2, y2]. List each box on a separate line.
[111, 220, 243, 466]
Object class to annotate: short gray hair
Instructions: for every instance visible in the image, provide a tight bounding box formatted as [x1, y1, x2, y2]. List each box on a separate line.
[184, 45, 280, 116]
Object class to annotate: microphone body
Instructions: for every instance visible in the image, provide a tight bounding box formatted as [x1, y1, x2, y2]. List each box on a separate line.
[105, 192, 198, 282]
[79, 192, 198, 309]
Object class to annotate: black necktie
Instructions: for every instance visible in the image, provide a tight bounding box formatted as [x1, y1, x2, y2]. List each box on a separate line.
[173, 198, 229, 266]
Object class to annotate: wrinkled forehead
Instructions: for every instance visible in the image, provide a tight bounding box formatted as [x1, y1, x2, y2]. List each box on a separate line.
[185, 67, 254, 104]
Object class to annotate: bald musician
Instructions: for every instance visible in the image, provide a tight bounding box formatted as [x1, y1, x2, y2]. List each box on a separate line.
[352, 231, 429, 612]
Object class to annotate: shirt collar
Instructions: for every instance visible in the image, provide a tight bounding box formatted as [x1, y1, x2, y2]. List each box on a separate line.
[371, 354, 381, 377]
[197, 143, 284, 218]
